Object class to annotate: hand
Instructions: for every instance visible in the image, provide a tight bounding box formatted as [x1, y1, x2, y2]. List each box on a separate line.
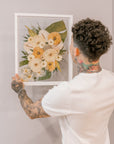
[11, 74, 24, 93]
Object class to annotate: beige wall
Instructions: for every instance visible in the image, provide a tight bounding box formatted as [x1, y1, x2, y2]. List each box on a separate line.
[0, 0, 113, 144]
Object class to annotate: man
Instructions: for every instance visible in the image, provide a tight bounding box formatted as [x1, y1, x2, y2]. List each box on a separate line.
[11, 18, 114, 144]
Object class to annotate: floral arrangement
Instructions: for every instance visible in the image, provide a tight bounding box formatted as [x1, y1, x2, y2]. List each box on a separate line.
[19, 20, 67, 82]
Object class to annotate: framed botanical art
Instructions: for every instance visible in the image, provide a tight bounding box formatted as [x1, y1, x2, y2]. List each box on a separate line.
[15, 13, 73, 86]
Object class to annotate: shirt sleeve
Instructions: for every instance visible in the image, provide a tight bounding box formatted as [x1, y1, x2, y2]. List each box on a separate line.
[41, 81, 71, 117]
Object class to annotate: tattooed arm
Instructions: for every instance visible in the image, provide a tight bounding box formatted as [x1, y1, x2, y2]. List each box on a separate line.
[18, 89, 50, 119]
[11, 74, 50, 119]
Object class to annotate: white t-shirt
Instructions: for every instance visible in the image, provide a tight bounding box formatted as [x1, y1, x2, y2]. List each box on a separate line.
[41, 68, 114, 144]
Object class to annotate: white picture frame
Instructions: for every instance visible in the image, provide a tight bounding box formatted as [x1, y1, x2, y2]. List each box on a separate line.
[15, 13, 73, 86]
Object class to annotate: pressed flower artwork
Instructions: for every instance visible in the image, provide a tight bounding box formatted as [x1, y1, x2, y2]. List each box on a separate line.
[15, 14, 73, 84]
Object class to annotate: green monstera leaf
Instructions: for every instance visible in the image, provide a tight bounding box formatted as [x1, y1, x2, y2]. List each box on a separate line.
[45, 20, 67, 42]
[60, 31, 67, 42]
[45, 20, 66, 33]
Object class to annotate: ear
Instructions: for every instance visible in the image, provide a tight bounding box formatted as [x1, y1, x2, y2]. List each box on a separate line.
[75, 48, 80, 56]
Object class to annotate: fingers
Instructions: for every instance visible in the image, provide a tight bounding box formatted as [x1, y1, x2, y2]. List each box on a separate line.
[15, 73, 20, 80]
[12, 74, 22, 82]
[12, 76, 15, 80]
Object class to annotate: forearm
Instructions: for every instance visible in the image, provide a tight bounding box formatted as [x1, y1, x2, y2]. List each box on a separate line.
[18, 89, 50, 119]
[18, 89, 34, 119]
[11, 75, 50, 119]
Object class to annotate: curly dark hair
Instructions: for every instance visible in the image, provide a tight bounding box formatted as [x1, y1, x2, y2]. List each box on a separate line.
[72, 18, 112, 62]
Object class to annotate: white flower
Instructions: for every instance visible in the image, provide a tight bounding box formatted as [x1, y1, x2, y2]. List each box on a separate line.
[43, 49, 58, 62]
[33, 69, 46, 78]
[56, 55, 62, 61]
[39, 41, 45, 48]
[26, 74, 34, 81]
[48, 39, 54, 45]
[23, 69, 30, 74]
[33, 35, 40, 42]
[38, 69, 46, 76]
[21, 67, 32, 75]
[28, 37, 34, 44]
[24, 42, 34, 54]
[39, 29, 49, 41]
[33, 35, 45, 47]
[27, 54, 35, 61]
[41, 60, 47, 68]
[19, 67, 33, 82]
[19, 74, 27, 81]
[41, 55, 45, 60]
[21, 74, 34, 82]
[28, 58, 42, 72]
[27, 35, 46, 48]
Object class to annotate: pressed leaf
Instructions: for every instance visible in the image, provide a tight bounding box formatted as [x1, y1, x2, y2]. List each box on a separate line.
[36, 29, 39, 34]
[30, 49, 33, 52]
[42, 68, 45, 70]
[19, 60, 29, 67]
[26, 34, 30, 37]
[60, 31, 67, 42]
[24, 34, 30, 40]
[59, 48, 67, 55]
[37, 23, 41, 30]
[45, 20, 66, 33]
[22, 56, 27, 59]
[25, 25, 37, 37]
[38, 70, 51, 80]
[31, 26, 39, 34]
[21, 51, 28, 56]
[34, 77, 37, 80]
[55, 67, 58, 71]
[24, 36, 28, 39]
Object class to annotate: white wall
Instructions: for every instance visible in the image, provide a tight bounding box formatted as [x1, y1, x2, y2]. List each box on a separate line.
[0, 0, 113, 144]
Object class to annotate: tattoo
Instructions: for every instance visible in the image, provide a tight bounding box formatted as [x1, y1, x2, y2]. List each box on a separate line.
[11, 80, 23, 93]
[74, 57, 102, 74]
[18, 89, 50, 119]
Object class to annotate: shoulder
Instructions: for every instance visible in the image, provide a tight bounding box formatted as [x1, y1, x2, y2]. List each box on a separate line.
[51, 81, 71, 94]
[43, 81, 70, 101]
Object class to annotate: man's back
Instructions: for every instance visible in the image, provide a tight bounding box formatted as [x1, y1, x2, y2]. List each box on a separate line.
[42, 69, 114, 144]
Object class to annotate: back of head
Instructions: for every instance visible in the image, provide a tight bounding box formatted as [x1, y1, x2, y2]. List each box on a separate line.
[72, 18, 112, 62]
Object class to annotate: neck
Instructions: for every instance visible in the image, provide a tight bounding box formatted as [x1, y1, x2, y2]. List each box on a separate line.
[75, 57, 102, 74]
